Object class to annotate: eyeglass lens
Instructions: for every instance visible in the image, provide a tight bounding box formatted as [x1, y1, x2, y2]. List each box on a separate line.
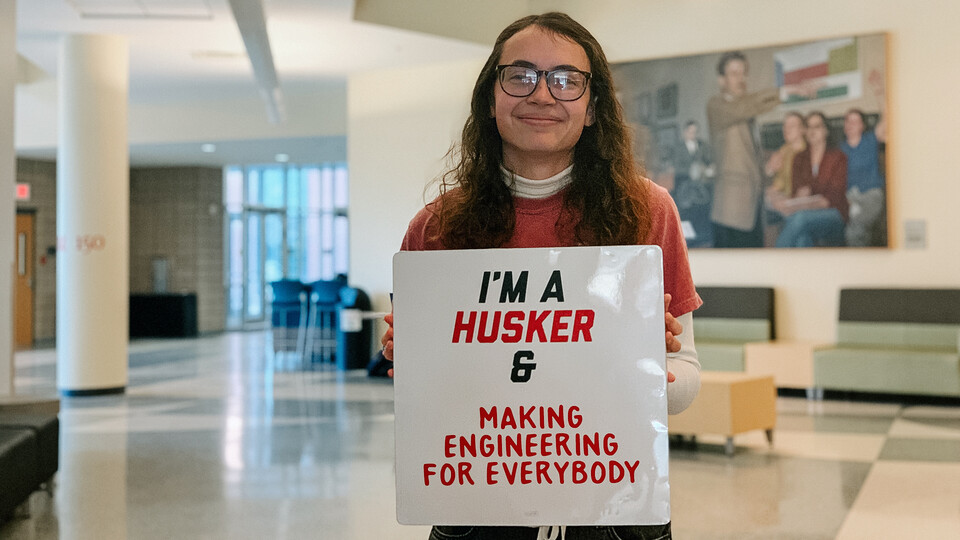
[499, 66, 589, 101]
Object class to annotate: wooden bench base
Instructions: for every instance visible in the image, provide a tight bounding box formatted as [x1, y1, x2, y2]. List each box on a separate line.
[745, 340, 824, 391]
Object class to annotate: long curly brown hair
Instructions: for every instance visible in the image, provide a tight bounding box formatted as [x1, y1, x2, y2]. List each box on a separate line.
[432, 12, 651, 249]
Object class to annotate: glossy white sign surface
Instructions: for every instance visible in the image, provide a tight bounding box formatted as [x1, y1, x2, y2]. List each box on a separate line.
[393, 246, 669, 526]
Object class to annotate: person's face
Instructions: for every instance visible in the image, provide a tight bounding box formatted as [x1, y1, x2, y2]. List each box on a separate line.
[844, 112, 865, 140]
[805, 115, 828, 147]
[493, 26, 594, 174]
[683, 124, 698, 142]
[719, 59, 748, 98]
[782, 115, 805, 145]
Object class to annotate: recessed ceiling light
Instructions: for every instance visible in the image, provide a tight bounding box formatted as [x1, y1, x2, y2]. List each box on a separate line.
[191, 50, 246, 61]
[275, 153, 290, 163]
[201, 143, 216, 153]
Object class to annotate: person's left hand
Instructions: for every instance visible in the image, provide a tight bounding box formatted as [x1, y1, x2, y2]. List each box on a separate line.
[665, 294, 682, 383]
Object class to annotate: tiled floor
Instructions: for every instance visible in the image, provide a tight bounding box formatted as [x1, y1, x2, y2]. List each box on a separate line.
[3, 331, 960, 539]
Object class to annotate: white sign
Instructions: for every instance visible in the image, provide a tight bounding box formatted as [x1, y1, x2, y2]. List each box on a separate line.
[339, 308, 363, 332]
[393, 246, 669, 526]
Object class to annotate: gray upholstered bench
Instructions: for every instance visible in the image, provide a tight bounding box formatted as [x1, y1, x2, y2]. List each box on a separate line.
[0, 412, 59, 489]
[694, 287, 775, 371]
[0, 401, 59, 523]
[813, 288, 960, 397]
[0, 428, 39, 521]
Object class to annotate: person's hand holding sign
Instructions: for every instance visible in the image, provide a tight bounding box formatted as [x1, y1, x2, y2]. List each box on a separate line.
[381, 312, 395, 377]
[664, 293, 682, 383]
[382, 294, 683, 382]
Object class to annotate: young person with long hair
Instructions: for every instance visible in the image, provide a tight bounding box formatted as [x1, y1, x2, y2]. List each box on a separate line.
[382, 12, 701, 540]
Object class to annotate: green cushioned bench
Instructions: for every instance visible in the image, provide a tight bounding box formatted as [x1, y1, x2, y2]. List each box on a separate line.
[694, 287, 775, 371]
[813, 289, 960, 397]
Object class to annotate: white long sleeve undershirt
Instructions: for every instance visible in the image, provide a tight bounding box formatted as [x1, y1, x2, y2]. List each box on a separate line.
[667, 311, 700, 415]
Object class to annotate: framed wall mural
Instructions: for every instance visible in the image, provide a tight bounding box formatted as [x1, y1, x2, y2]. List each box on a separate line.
[655, 124, 679, 171]
[612, 34, 888, 249]
[636, 91, 652, 123]
[655, 82, 678, 119]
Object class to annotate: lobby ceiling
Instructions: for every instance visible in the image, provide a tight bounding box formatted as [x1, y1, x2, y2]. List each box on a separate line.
[14, 0, 494, 166]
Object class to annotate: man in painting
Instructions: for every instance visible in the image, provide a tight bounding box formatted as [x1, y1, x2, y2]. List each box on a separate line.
[706, 51, 780, 248]
[675, 121, 713, 186]
[672, 120, 715, 246]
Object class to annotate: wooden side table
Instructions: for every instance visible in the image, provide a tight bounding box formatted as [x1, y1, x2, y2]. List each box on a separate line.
[668, 372, 776, 455]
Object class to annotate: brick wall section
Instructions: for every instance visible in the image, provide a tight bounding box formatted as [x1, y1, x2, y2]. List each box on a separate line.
[129, 167, 225, 334]
[15, 159, 226, 341]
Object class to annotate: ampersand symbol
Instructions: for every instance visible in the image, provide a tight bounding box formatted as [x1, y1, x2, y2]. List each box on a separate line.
[510, 350, 536, 383]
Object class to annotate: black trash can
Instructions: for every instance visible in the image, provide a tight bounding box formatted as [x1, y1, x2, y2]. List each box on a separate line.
[336, 287, 373, 370]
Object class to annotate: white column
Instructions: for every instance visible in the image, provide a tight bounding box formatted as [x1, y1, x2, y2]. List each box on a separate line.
[0, 0, 16, 396]
[56, 35, 129, 395]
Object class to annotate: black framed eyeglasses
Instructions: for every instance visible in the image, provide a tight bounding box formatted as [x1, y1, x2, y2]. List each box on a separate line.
[496, 64, 592, 102]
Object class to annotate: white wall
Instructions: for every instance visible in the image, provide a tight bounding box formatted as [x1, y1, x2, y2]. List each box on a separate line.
[348, 59, 483, 314]
[354, 0, 528, 44]
[348, 0, 960, 343]
[1, 0, 15, 394]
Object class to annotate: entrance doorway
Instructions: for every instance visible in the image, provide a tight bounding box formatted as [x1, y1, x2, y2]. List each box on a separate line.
[239, 208, 286, 326]
[224, 163, 350, 330]
[14, 212, 35, 349]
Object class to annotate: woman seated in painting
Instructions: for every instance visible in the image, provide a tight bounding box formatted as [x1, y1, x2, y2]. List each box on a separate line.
[764, 112, 806, 213]
[775, 111, 848, 248]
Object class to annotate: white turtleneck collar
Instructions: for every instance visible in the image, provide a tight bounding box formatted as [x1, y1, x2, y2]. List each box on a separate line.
[501, 164, 574, 199]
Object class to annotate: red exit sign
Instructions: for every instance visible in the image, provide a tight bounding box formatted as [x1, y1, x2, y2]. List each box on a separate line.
[15, 183, 30, 201]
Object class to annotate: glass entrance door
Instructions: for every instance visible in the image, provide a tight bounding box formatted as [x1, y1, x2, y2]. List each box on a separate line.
[224, 163, 350, 330]
[242, 209, 286, 326]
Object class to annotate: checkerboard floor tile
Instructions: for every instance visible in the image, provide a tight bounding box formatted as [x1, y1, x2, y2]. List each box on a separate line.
[5, 332, 960, 539]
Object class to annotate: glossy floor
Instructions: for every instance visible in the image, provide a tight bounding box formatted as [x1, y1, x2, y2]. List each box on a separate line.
[4, 332, 960, 539]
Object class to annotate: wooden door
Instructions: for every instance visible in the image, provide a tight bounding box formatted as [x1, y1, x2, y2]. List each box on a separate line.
[15, 212, 34, 349]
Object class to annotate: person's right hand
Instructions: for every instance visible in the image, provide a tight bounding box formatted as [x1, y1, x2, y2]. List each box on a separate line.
[764, 149, 784, 176]
[381, 313, 394, 377]
[868, 69, 885, 97]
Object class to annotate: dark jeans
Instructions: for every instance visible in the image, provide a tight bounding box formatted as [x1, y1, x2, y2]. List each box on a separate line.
[712, 221, 763, 248]
[774, 208, 845, 248]
[428, 524, 671, 540]
[711, 192, 764, 248]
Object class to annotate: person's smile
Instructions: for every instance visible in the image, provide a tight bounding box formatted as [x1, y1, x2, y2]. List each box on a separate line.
[515, 111, 564, 126]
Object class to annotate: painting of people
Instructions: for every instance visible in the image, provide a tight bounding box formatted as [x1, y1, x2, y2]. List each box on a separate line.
[612, 34, 888, 248]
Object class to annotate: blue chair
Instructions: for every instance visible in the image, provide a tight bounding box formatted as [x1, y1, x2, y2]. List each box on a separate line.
[268, 280, 308, 354]
[305, 280, 345, 367]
